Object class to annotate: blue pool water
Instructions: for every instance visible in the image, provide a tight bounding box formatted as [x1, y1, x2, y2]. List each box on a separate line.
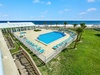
[37, 31, 66, 44]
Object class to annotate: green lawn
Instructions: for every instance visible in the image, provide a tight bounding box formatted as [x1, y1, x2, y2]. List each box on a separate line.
[10, 43, 19, 54]
[9, 29, 100, 75]
[36, 29, 100, 75]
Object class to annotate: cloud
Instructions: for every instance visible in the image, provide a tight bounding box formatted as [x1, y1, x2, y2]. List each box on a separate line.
[87, 8, 97, 12]
[79, 12, 87, 15]
[30, 16, 34, 19]
[41, 15, 45, 17]
[39, 10, 47, 19]
[64, 9, 69, 11]
[0, 13, 9, 19]
[46, 1, 51, 5]
[41, 11, 48, 14]
[2, 14, 8, 17]
[59, 8, 69, 14]
[33, 0, 40, 3]
[79, 16, 83, 19]
[80, 8, 97, 15]
[61, 0, 65, 1]
[59, 11, 64, 14]
[87, 0, 95, 2]
[33, 0, 51, 5]
[0, 3, 3, 6]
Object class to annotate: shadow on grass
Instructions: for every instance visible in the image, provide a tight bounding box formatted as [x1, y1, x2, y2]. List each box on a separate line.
[95, 34, 100, 37]
[94, 28, 100, 31]
[62, 47, 74, 52]
[37, 62, 45, 67]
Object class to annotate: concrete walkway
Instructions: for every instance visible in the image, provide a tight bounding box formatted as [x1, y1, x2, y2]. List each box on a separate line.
[0, 30, 20, 75]
[14, 55, 29, 75]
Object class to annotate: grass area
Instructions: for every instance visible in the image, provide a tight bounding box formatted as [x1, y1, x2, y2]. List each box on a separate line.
[9, 33, 41, 63]
[35, 29, 100, 75]
[34, 29, 41, 32]
[8, 29, 100, 75]
[2, 32, 20, 54]
[10, 43, 19, 53]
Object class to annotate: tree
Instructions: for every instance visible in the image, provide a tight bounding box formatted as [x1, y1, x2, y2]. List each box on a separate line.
[56, 22, 58, 27]
[73, 24, 78, 30]
[74, 27, 83, 49]
[80, 23, 87, 29]
[44, 22, 47, 29]
[78, 23, 87, 41]
[50, 22, 52, 28]
[64, 22, 68, 29]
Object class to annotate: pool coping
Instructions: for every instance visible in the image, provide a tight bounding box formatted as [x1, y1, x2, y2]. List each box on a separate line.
[35, 31, 67, 46]
[35, 39, 48, 46]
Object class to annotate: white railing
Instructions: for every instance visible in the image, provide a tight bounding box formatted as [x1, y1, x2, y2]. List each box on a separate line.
[13, 34, 47, 62]
[0, 50, 4, 75]
[13, 32, 77, 63]
[45, 35, 77, 63]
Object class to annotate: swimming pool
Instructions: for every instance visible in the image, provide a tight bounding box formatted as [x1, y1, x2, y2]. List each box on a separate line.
[37, 31, 66, 44]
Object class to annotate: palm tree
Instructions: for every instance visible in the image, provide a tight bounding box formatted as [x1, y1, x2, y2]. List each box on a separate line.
[64, 22, 68, 29]
[78, 23, 87, 41]
[50, 22, 52, 28]
[44, 22, 47, 29]
[73, 24, 78, 30]
[56, 22, 58, 27]
[3, 28, 6, 33]
[74, 27, 83, 49]
[80, 23, 87, 29]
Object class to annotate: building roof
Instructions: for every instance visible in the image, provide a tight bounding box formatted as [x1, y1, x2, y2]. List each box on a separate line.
[0, 22, 35, 29]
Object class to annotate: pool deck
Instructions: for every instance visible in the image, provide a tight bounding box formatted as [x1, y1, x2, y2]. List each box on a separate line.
[14, 29, 70, 57]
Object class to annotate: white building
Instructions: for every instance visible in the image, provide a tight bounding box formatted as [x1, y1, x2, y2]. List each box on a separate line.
[0, 22, 35, 75]
[0, 22, 35, 33]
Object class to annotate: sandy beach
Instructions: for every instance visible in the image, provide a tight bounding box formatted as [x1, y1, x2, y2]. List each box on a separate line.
[35, 24, 100, 28]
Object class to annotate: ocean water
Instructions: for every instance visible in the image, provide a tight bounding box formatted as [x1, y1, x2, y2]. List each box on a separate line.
[0, 21, 100, 25]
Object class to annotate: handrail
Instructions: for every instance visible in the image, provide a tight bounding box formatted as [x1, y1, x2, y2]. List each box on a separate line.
[0, 50, 4, 75]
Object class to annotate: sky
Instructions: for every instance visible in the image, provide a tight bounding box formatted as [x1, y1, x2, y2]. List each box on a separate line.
[0, 0, 100, 20]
